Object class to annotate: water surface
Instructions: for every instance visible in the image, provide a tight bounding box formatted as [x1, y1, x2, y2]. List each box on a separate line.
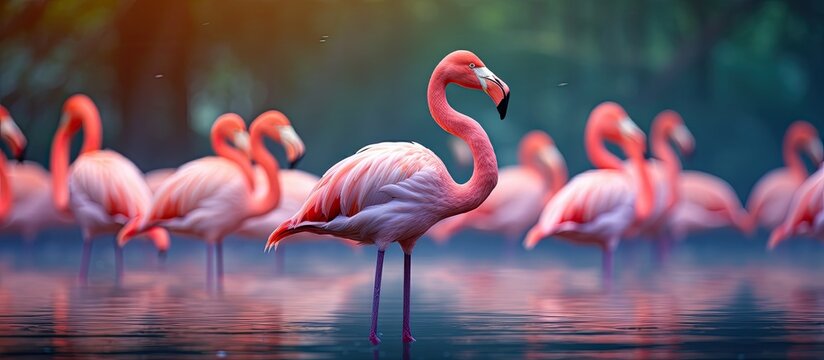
[1, 231, 823, 359]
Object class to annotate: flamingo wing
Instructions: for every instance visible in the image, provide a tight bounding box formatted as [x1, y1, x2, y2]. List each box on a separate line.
[773, 167, 824, 242]
[269, 142, 447, 246]
[144, 157, 250, 234]
[746, 169, 800, 228]
[525, 169, 635, 249]
[70, 150, 152, 226]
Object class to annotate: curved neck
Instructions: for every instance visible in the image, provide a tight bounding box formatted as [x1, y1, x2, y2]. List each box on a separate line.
[50, 111, 102, 213]
[247, 129, 281, 218]
[0, 153, 10, 221]
[652, 128, 681, 211]
[629, 151, 655, 222]
[428, 68, 498, 215]
[211, 130, 255, 191]
[586, 124, 624, 170]
[784, 135, 807, 180]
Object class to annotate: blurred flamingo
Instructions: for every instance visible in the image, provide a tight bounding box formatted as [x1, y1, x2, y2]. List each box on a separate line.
[0, 106, 73, 244]
[118, 111, 305, 286]
[668, 172, 750, 240]
[0, 106, 26, 223]
[50, 95, 170, 283]
[633, 110, 694, 239]
[524, 102, 654, 277]
[428, 130, 567, 242]
[768, 163, 824, 249]
[747, 121, 822, 230]
[266, 50, 510, 344]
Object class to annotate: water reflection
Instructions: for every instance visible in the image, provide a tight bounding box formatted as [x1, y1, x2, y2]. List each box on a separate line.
[0, 237, 823, 358]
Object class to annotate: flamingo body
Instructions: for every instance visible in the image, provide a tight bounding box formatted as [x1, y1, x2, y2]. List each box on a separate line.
[769, 165, 824, 248]
[525, 169, 636, 250]
[1, 162, 73, 240]
[272, 142, 454, 251]
[668, 171, 749, 239]
[146, 157, 252, 240]
[747, 169, 802, 229]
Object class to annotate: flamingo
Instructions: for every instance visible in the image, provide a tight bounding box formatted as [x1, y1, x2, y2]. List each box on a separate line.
[118, 111, 306, 286]
[0, 106, 74, 241]
[50, 94, 170, 283]
[630, 110, 694, 239]
[668, 171, 751, 240]
[266, 50, 510, 344]
[523, 102, 654, 276]
[428, 130, 567, 242]
[0, 106, 27, 223]
[768, 163, 824, 249]
[747, 121, 823, 230]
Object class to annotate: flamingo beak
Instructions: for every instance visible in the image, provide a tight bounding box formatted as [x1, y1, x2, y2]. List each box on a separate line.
[473, 66, 510, 119]
[278, 125, 306, 169]
[233, 131, 251, 158]
[673, 125, 695, 158]
[807, 138, 824, 165]
[618, 117, 646, 153]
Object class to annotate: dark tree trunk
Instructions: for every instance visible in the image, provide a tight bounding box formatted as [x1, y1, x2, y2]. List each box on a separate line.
[115, 1, 193, 169]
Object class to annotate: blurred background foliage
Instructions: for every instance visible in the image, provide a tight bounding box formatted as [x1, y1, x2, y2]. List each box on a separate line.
[1, 0, 823, 197]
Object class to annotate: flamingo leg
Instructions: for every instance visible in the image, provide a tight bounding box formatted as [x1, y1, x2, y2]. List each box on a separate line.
[113, 238, 124, 283]
[78, 237, 93, 284]
[216, 240, 224, 287]
[402, 253, 415, 343]
[369, 249, 385, 345]
[206, 243, 215, 289]
[602, 247, 614, 289]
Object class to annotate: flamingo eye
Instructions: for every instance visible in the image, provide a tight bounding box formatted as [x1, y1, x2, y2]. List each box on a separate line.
[469, 63, 475, 69]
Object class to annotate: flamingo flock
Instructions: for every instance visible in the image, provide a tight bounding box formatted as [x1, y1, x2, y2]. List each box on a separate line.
[0, 50, 822, 345]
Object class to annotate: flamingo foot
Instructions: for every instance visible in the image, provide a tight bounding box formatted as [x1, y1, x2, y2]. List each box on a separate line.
[369, 332, 382, 345]
[402, 331, 416, 343]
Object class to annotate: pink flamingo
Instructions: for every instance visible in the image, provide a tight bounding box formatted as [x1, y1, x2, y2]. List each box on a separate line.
[0, 106, 73, 242]
[624, 111, 693, 242]
[646, 111, 748, 240]
[50, 95, 170, 282]
[118, 111, 305, 286]
[747, 121, 822, 230]
[428, 130, 567, 242]
[768, 164, 824, 249]
[524, 102, 654, 276]
[668, 171, 751, 240]
[3, 162, 75, 241]
[266, 50, 510, 344]
[0, 106, 27, 222]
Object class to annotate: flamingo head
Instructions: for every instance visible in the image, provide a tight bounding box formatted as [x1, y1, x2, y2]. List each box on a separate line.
[251, 111, 306, 169]
[521, 130, 566, 181]
[789, 121, 823, 165]
[591, 102, 646, 158]
[654, 110, 695, 157]
[212, 113, 251, 157]
[0, 106, 27, 161]
[440, 50, 510, 119]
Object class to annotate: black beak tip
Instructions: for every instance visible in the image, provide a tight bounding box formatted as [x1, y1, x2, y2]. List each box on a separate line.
[16, 145, 27, 163]
[497, 92, 510, 120]
[289, 153, 305, 169]
[158, 250, 168, 261]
